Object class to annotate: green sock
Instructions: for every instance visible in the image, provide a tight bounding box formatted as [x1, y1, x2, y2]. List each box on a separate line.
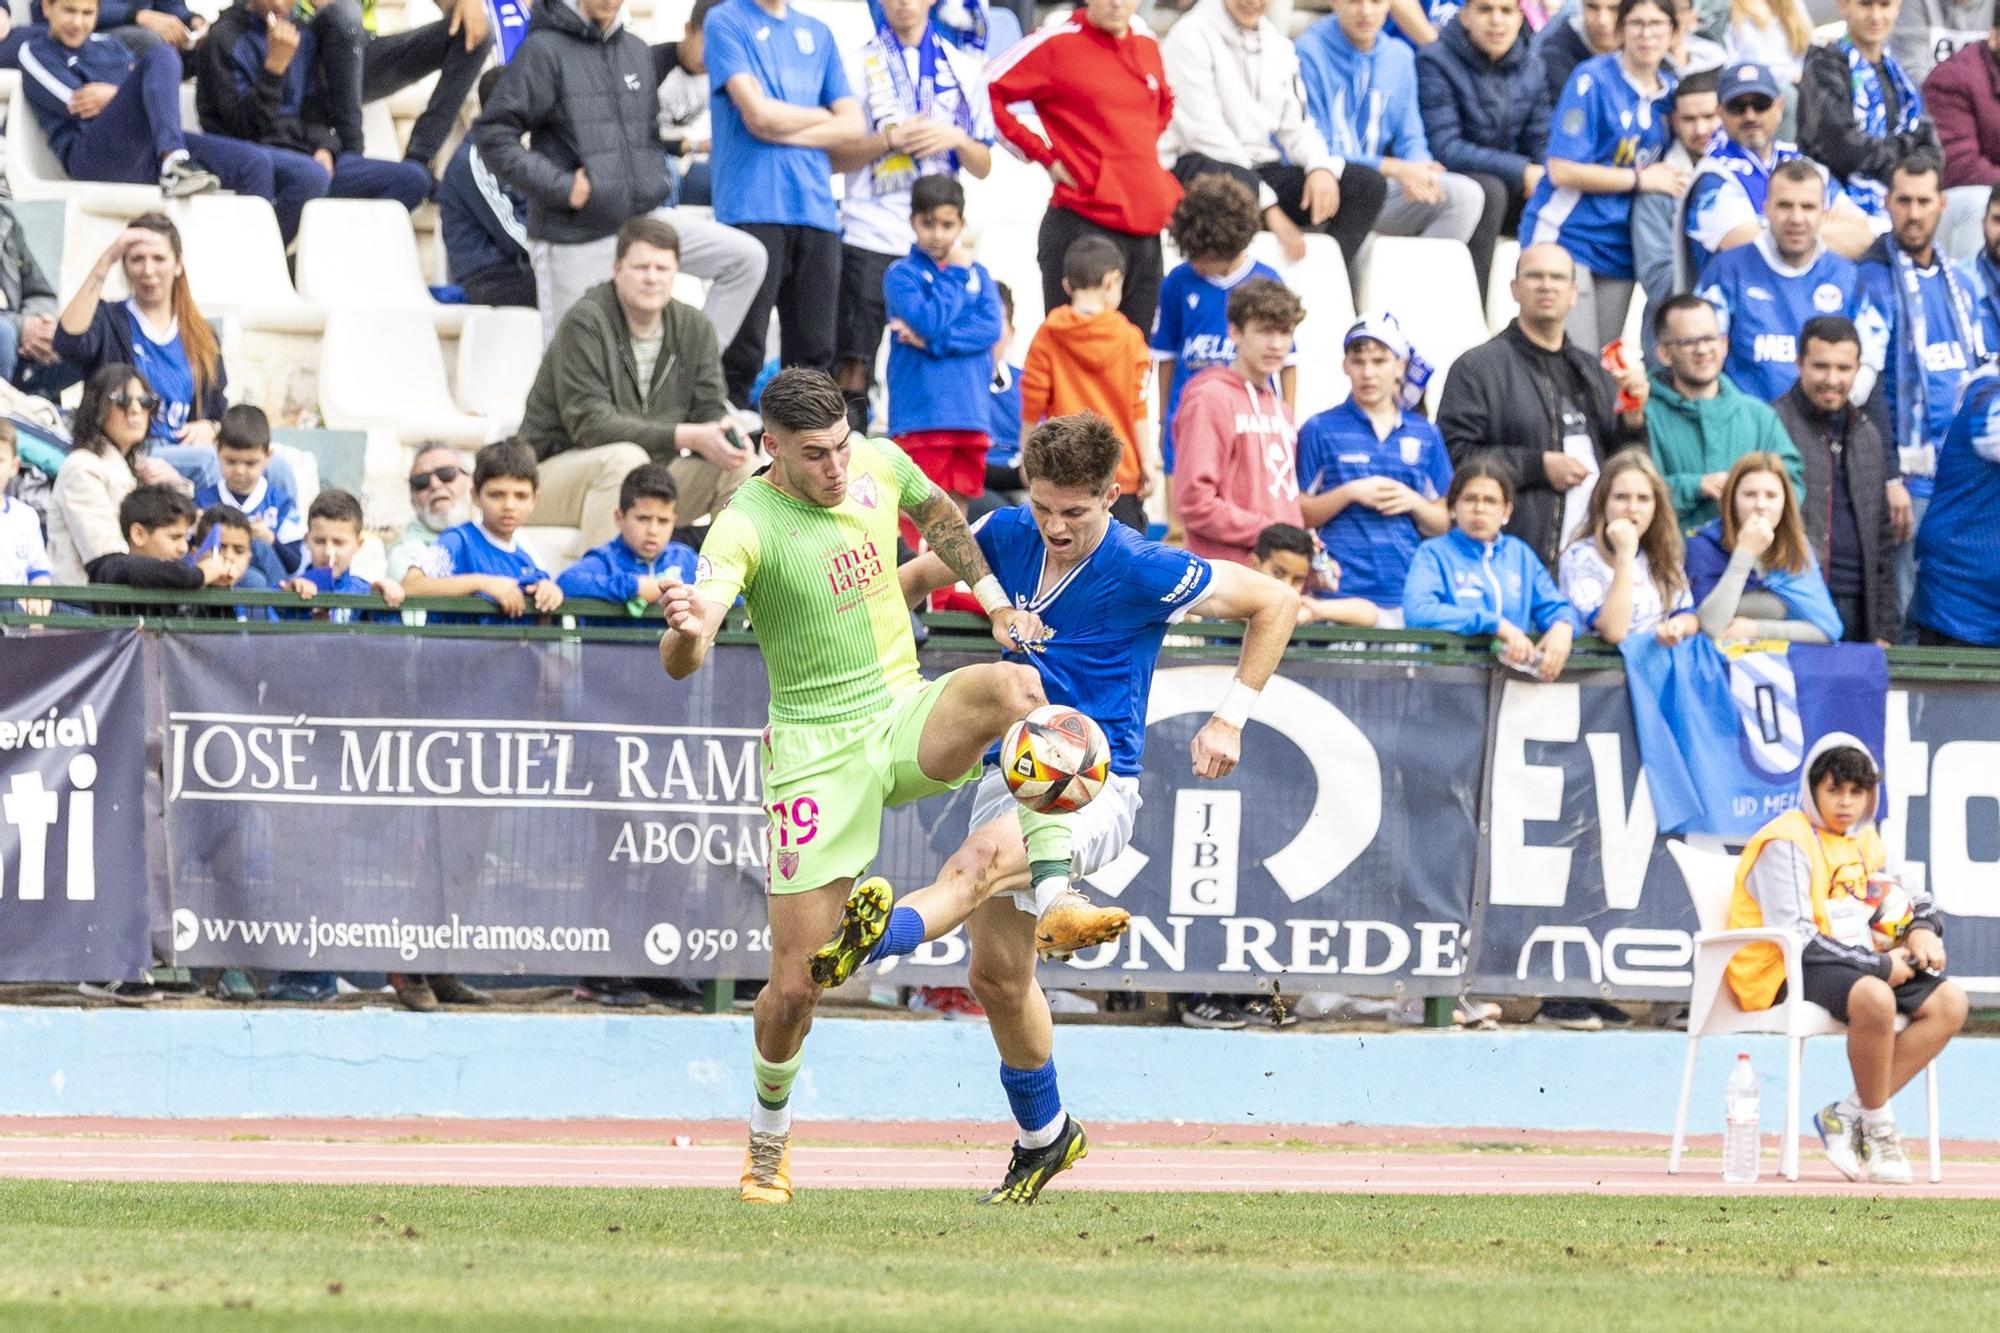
[752, 1047, 804, 1111]
[1018, 807, 1074, 875]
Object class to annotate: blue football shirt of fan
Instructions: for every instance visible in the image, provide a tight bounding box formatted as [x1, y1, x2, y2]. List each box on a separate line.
[1150, 256, 1286, 470]
[1295, 399, 1454, 608]
[1520, 53, 1674, 281]
[705, 0, 851, 231]
[1696, 236, 1865, 403]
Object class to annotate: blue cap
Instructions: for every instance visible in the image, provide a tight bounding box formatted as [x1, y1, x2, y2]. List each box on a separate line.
[1718, 62, 1781, 105]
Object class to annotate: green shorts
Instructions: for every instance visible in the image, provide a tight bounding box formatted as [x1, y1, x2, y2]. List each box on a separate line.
[761, 672, 980, 894]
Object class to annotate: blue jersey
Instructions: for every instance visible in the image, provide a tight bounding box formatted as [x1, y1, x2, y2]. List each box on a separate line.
[414, 521, 553, 623]
[1857, 253, 1986, 498]
[988, 363, 1023, 470]
[279, 565, 389, 624]
[705, 0, 851, 231]
[1682, 141, 1835, 277]
[1294, 400, 1453, 608]
[1964, 254, 2000, 362]
[1520, 53, 1673, 281]
[974, 507, 1214, 776]
[1911, 368, 2000, 645]
[1150, 256, 1287, 470]
[1696, 236, 1865, 404]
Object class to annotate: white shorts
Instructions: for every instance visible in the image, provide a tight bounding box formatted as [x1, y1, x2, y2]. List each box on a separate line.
[966, 766, 1143, 914]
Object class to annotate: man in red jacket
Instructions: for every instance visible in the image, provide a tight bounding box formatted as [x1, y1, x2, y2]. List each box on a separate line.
[987, 0, 1181, 334]
[1925, 19, 2000, 194]
[1172, 277, 1305, 565]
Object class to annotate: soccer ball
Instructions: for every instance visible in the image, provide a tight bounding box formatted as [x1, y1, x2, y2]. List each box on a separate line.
[1866, 875, 1916, 950]
[1001, 706, 1110, 814]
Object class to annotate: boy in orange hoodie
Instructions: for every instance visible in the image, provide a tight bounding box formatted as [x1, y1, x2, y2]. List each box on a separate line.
[1021, 235, 1155, 531]
[1172, 278, 1306, 566]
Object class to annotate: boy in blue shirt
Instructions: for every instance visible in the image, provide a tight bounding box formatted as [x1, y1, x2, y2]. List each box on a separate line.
[403, 439, 564, 623]
[884, 174, 1003, 511]
[1297, 312, 1453, 627]
[1150, 175, 1293, 478]
[197, 405, 304, 585]
[557, 463, 700, 616]
[281, 489, 405, 623]
[20, 0, 277, 200]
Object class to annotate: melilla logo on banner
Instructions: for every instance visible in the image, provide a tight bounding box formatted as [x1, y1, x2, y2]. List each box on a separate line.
[1623, 636, 1889, 838]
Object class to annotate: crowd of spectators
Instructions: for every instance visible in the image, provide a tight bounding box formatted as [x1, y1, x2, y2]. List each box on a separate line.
[4, 0, 2000, 1022]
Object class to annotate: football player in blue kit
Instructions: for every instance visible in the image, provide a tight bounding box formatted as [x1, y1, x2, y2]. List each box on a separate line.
[853, 412, 1300, 1203]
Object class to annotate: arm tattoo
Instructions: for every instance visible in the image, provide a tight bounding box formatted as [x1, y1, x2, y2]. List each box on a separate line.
[910, 490, 993, 591]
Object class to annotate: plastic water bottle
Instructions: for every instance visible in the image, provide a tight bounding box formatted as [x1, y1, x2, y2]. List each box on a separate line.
[1722, 1054, 1761, 1183]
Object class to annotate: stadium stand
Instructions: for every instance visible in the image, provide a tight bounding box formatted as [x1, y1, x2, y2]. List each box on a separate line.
[318, 306, 492, 449]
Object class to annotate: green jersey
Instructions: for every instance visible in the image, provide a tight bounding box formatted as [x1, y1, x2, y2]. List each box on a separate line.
[696, 436, 938, 726]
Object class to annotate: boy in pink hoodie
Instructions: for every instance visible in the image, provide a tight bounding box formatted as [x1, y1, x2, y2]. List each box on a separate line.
[1172, 277, 1306, 565]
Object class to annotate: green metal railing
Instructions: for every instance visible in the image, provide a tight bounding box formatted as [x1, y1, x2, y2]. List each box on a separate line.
[6, 585, 2000, 681]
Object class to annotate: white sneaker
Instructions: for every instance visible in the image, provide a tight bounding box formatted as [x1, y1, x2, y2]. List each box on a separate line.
[1862, 1120, 1913, 1184]
[1813, 1102, 1863, 1182]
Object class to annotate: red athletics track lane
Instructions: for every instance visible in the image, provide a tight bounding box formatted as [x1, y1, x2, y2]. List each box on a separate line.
[2, 1120, 1999, 1197]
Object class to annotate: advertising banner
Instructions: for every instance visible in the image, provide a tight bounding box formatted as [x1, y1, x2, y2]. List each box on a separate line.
[0, 629, 151, 981]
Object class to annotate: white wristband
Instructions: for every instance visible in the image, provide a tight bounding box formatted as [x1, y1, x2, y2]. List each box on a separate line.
[1213, 678, 1259, 729]
[972, 574, 1009, 617]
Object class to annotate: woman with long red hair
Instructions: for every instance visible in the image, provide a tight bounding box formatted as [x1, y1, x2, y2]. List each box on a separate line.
[53, 212, 297, 497]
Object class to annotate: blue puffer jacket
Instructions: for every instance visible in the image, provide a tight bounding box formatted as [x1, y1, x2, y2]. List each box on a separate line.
[1415, 17, 1552, 184]
[1403, 527, 1580, 637]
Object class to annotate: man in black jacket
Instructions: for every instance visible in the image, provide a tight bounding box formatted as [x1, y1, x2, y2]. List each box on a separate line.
[473, 0, 766, 347]
[1775, 315, 1900, 643]
[1797, 0, 1988, 259]
[1436, 241, 1650, 568]
[192, 0, 434, 225]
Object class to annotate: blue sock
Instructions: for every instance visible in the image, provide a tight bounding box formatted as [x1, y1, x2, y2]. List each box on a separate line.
[865, 905, 925, 963]
[998, 1058, 1064, 1139]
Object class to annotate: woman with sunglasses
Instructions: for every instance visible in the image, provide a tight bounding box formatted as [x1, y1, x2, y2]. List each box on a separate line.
[45, 364, 181, 584]
[1519, 0, 1686, 352]
[385, 444, 475, 583]
[53, 213, 300, 499]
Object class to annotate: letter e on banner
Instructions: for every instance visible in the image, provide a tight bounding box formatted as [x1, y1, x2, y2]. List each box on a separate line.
[1489, 681, 1577, 906]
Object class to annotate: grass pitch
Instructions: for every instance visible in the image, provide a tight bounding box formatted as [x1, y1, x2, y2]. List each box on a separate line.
[4, 1182, 2000, 1331]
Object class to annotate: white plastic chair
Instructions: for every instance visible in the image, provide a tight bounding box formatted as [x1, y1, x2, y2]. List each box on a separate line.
[1665, 838, 1942, 1183]
[319, 307, 493, 448]
[5, 83, 161, 210]
[1352, 236, 1488, 413]
[172, 196, 326, 333]
[454, 306, 546, 435]
[1487, 238, 1521, 334]
[294, 198, 480, 336]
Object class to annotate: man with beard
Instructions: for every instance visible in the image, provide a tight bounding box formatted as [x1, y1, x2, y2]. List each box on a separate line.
[1855, 154, 1989, 614]
[387, 444, 473, 582]
[1959, 183, 2000, 351]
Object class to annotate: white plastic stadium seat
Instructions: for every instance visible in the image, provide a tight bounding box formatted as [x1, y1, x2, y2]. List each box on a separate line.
[1353, 236, 1487, 413]
[295, 198, 481, 336]
[4, 83, 160, 210]
[455, 307, 545, 435]
[1487, 238, 1520, 334]
[173, 196, 326, 333]
[319, 307, 493, 448]
[1664, 838, 1942, 1183]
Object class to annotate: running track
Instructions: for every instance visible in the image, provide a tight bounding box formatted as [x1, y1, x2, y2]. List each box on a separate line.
[3, 1119, 1999, 1197]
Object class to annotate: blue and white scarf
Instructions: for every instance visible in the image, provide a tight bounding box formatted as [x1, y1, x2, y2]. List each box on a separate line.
[860, 15, 977, 195]
[867, 0, 987, 53]
[1839, 37, 1922, 218]
[1886, 241, 1983, 476]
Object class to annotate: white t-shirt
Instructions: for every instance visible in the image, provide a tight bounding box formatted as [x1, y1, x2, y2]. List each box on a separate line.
[1558, 539, 1692, 635]
[0, 494, 51, 587]
[838, 32, 995, 256]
